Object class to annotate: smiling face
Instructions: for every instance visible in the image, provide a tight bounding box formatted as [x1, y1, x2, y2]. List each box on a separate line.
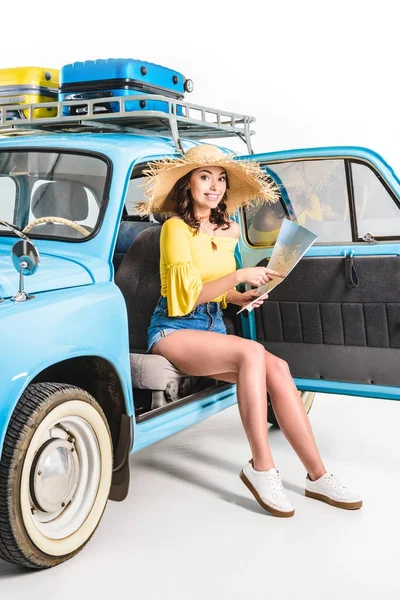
[187, 166, 227, 216]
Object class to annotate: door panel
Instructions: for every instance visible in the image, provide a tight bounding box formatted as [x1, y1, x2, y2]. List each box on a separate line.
[238, 148, 400, 392]
[254, 255, 400, 385]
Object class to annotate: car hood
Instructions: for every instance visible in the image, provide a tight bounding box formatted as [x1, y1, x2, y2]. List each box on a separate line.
[0, 248, 92, 299]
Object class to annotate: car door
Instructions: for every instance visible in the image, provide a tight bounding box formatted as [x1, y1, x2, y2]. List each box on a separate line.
[238, 147, 400, 400]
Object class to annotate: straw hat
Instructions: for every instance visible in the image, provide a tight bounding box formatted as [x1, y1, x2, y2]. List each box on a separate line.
[138, 144, 279, 215]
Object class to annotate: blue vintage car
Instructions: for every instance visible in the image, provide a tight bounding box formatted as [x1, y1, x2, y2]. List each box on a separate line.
[0, 92, 399, 568]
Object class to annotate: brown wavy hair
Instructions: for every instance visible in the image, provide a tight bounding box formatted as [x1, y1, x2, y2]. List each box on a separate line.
[165, 170, 232, 232]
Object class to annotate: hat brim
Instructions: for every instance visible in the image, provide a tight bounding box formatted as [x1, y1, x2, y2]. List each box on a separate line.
[137, 150, 279, 216]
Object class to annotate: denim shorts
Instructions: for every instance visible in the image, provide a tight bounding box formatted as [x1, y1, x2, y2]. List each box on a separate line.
[146, 296, 227, 353]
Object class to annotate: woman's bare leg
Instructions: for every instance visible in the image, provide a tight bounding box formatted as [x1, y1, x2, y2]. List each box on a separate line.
[216, 352, 326, 480]
[153, 331, 326, 478]
[262, 353, 326, 480]
[152, 330, 274, 470]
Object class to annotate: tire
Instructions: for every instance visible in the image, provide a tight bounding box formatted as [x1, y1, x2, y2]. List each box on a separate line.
[0, 382, 113, 569]
[267, 391, 316, 428]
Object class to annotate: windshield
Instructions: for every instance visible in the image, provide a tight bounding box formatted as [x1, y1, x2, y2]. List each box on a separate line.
[0, 150, 108, 240]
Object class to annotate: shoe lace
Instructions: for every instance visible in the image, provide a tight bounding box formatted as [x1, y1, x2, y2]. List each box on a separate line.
[324, 474, 348, 494]
[267, 471, 286, 499]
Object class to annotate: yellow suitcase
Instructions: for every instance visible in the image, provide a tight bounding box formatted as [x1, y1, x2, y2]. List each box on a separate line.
[0, 66, 59, 119]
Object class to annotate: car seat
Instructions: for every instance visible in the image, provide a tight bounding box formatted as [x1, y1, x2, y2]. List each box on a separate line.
[115, 225, 235, 411]
[29, 180, 90, 237]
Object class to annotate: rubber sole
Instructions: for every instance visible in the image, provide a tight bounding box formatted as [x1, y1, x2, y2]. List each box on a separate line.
[305, 489, 363, 510]
[239, 471, 295, 518]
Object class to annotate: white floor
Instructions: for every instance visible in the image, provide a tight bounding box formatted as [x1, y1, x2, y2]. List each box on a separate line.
[1, 392, 399, 600]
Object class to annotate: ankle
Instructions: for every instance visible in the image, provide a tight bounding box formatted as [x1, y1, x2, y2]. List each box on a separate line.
[252, 459, 275, 472]
[307, 469, 327, 482]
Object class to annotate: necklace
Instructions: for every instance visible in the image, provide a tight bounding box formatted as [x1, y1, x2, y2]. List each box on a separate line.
[199, 218, 217, 251]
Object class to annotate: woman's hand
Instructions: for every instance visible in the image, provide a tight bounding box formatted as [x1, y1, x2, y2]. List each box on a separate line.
[238, 266, 285, 288]
[226, 288, 268, 308]
[239, 288, 268, 308]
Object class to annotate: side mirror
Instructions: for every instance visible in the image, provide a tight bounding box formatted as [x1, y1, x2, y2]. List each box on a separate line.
[11, 240, 40, 302]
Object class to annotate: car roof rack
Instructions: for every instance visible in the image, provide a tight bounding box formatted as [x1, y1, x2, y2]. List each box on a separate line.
[0, 94, 255, 154]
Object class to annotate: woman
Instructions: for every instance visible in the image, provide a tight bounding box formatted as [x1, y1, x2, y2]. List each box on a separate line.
[139, 144, 362, 518]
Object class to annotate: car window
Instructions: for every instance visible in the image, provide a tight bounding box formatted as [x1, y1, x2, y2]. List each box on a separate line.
[0, 176, 17, 230]
[0, 150, 108, 240]
[29, 181, 99, 230]
[352, 162, 400, 239]
[244, 159, 352, 246]
[125, 173, 163, 222]
[125, 176, 146, 216]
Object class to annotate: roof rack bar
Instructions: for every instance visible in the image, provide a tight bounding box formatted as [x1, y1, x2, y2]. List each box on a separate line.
[244, 115, 254, 155]
[169, 103, 184, 153]
[0, 97, 255, 133]
[0, 94, 255, 153]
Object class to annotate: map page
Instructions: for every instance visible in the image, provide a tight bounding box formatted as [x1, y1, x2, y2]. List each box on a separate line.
[237, 219, 318, 314]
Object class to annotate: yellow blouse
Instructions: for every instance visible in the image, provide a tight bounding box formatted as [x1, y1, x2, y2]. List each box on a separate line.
[160, 217, 238, 316]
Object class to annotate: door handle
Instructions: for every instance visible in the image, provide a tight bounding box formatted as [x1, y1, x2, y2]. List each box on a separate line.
[344, 252, 359, 288]
[361, 232, 377, 243]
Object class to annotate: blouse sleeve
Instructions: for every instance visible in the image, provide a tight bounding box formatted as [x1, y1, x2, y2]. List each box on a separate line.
[160, 219, 203, 316]
[221, 284, 238, 309]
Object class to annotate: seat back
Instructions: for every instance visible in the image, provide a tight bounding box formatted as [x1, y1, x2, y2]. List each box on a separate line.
[115, 226, 162, 351]
[113, 220, 158, 272]
[30, 180, 90, 238]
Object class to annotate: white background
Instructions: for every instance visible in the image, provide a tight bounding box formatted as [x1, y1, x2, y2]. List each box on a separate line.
[1, 0, 399, 172]
[0, 5, 399, 594]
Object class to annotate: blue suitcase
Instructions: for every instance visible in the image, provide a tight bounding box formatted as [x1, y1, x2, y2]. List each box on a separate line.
[59, 58, 193, 116]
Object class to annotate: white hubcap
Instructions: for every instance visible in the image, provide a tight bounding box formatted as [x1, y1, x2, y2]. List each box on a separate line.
[28, 416, 101, 537]
[31, 434, 79, 513]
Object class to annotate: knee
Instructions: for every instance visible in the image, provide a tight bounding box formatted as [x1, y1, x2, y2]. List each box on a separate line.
[241, 340, 266, 366]
[268, 355, 291, 377]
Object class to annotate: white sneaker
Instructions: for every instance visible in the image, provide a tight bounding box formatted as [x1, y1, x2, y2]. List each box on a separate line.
[305, 472, 362, 510]
[240, 461, 295, 517]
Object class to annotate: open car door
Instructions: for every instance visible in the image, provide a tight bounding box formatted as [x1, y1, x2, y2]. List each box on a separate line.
[238, 147, 400, 400]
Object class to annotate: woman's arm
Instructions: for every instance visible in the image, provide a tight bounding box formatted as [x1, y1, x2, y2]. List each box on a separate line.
[195, 271, 241, 306]
[196, 267, 281, 305]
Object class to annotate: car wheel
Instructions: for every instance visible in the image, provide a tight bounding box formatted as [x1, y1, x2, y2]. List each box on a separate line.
[0, 382, 113, 569]
[267, 391, 316, 428]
